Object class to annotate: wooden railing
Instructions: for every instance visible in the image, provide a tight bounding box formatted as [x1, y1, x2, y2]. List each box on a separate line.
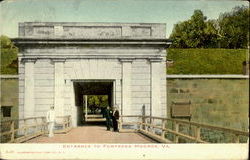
[118, 115, 142, 132]
[118, 115, 249, 143]
[54, 115, 72, 133]
[0, 115, 72, 143]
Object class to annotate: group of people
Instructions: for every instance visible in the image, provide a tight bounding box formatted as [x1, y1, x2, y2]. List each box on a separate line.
[103, 106, 120, 132]
[46, 105, 120, 138]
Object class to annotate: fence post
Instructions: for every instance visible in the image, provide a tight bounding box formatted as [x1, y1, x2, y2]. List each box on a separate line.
[174, 121, 179, 143]
[69, 116, 72, 128]
[146, 117, 149, 132]
[161, 119, 166, 138]
[151, 118, 155, 133]
[139, 116, 143, 130]
[195, 126, 201, 142]
[42, 117, 47, 134]
[63, 117, 66, 130]
[142, 105, 145, 130]
[35, 118, 38, 133]
[120, 118, 123, 131]
[69, 116, 71, 128]
[24, 119, 27, 137]
[67, 116, 70, 128]
[66, 116, 68, 128]
[234, 134, 240, 143]
[11, 120, 15, 142]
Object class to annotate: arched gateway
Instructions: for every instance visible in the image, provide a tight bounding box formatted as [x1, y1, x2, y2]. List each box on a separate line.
[14, 22, 170, 127]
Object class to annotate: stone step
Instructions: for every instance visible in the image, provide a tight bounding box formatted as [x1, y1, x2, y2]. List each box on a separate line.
[86, 114, 104, 118]
[86, 118, 106, 122]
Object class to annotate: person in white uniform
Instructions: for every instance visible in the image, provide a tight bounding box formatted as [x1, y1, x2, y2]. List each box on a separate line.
[46, 106, 55, 137]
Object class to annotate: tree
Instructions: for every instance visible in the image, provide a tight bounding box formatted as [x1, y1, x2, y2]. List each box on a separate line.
[87, 95, 109, 113]
[0, 35, 18, 74]
[170, 10, 218, 48]
[170, 6, 249, 49]
[204, 20, 219, 48]
[218, 6, 249, 49]
[169, 22, 188, 48]
[187, 10, 207, 48]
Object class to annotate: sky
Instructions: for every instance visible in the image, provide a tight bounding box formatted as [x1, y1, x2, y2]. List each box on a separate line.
[0, 0, 249, 38]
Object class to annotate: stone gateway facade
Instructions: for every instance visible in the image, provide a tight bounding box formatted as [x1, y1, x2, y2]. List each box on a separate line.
[14, 22, 169, 127]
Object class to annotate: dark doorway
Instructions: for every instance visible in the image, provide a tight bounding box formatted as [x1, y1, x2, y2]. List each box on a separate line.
[73, 80, 114, 126]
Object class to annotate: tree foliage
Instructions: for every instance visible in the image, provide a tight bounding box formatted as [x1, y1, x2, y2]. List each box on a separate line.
[170, 6, 249, 49]
[170, 10, 218, 48]
[218, 6, 249, 49]
[87, 95, 109, 113]
[0, 35, 18, 74]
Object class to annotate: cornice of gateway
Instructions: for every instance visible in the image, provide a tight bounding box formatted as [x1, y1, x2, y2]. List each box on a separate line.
[12, 38, 171, 47]
[19, 56, 164, 62]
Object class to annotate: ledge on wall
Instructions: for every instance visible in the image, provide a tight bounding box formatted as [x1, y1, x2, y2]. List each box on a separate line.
[166, 74, 249, 79]
[0, 75, 19, 79]
[0, 74, 249, 79]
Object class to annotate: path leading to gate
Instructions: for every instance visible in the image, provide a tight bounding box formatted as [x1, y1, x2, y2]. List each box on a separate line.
[26, 126, 156, 143]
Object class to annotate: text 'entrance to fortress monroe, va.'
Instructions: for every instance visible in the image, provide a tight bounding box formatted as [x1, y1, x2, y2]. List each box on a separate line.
[73, 80, 114, 126]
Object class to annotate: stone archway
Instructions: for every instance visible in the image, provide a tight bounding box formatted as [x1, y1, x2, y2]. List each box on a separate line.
[14, 22, 170, 127]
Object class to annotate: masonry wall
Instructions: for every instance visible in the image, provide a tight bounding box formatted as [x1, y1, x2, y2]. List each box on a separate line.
[18, 59, 55, 118]
[18, 61, 24, 119]
[63, 58, 166, 117]
[0, 78, 19, 121]
[18, 48, 167, 125]
[131, 60, 151, 115]
[167, 78, 249, 131]
[2, 77, 249, 131]
[34, 60, 54, 117]
[63, 58, 122, 123]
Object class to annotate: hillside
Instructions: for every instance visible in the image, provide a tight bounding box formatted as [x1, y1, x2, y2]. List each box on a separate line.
[167, 49, 248, 74]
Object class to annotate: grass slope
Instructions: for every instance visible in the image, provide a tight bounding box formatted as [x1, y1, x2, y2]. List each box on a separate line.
[167, 49, 248, 74]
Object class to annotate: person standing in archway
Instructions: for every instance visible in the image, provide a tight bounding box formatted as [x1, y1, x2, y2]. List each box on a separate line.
[46, 106, 55, 137]
[104, 106, 112, 131]
[112, 106, 120, 132]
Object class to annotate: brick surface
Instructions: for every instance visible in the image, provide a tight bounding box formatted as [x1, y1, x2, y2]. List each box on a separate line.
[26, 126, 156, 143]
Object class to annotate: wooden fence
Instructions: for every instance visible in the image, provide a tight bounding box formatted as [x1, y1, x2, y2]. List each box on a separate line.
[0, 115, 72, 143]
[118, 115, 249, 143]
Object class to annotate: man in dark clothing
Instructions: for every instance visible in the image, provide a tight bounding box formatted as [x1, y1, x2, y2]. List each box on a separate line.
[100, 107, 105, 118]
[104, 106, 112, 131]
[112, 107, 120, 132]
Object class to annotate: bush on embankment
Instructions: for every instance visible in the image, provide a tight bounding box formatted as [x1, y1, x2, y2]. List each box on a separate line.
[0, 35, 18, 74]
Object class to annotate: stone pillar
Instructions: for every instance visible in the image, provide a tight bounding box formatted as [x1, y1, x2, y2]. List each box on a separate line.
[120, 58, 133, 116]
[70, 80, 77, 127]
[113, 80, 116, 107]
[84, 95, 88, 120]
[53, 59, 65, 121]
[114, 79, 121, 110]
[243, 61, 249, 75]
[24, 59, 36, 118]
[149, 58, 162, 117]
